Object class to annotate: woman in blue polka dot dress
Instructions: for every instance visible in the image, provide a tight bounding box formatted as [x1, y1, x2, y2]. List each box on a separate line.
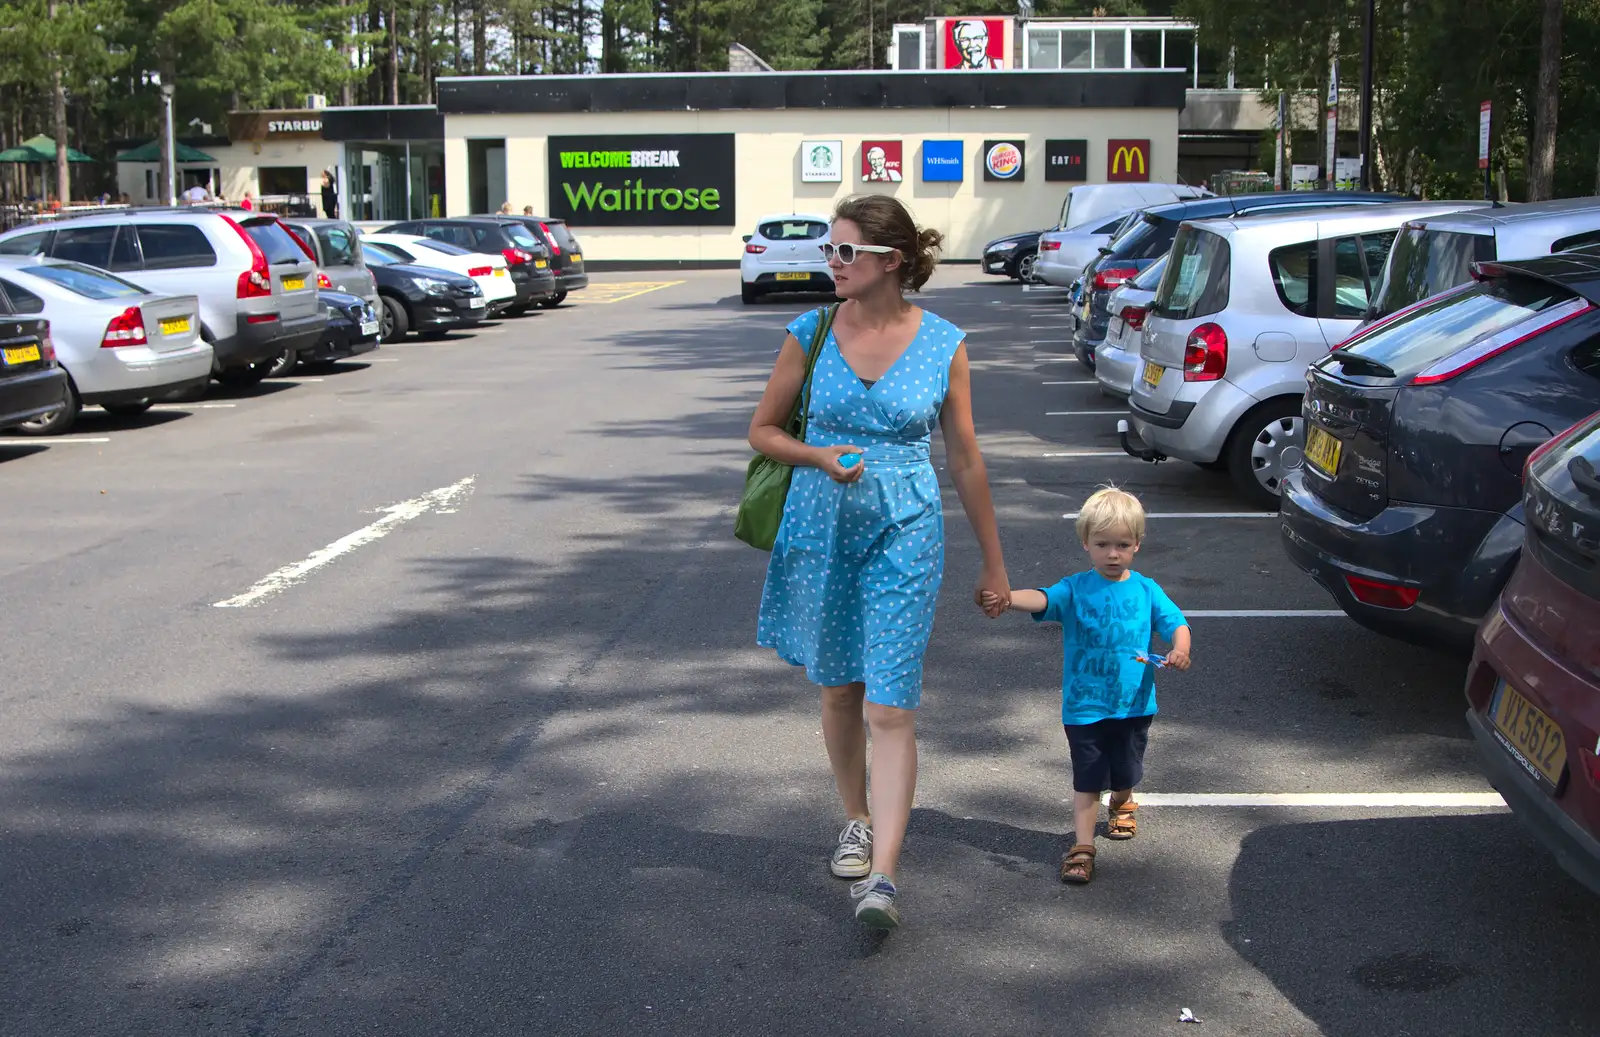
[749, 195, 1010, 930]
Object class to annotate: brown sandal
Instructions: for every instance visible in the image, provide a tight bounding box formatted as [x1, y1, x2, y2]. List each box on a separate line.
[1106, 799, 1138, 840]
[1061, 844, 1096, 884]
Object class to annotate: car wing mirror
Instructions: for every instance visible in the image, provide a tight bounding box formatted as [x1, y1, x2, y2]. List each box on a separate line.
[742, 234, 753, 243]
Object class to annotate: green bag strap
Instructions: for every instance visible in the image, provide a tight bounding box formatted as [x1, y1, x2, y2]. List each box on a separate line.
[787, 304, 838, 440]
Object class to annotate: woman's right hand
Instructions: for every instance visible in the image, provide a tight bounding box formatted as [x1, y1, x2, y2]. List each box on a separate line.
[814, 445, 865, 484]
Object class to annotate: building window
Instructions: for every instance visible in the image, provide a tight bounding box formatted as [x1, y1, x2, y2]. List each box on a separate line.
[1093, 29, 1126, 69]
[1028, 31, 1060, 69]
[259, 166, 308, 196]
[144, 169, 154, 200]
[1131, 30, 1163, 68]
[894, 27, 924, 70]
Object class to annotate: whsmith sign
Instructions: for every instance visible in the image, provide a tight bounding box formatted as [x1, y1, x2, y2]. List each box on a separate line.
[547, 134, 736, 227]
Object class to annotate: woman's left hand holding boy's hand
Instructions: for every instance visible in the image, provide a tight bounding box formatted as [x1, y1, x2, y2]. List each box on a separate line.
[1164, 648, 1191, 671]
[975, 568, 1009, 618]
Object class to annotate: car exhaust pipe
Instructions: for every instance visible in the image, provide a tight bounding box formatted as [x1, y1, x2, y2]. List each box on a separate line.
[1118, 419, 1166, 463]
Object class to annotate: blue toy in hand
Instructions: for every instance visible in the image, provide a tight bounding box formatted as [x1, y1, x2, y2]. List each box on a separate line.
[839, 453, 861, 469]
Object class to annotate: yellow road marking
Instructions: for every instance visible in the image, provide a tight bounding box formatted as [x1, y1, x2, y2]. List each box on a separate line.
[582, 281, 685, 304]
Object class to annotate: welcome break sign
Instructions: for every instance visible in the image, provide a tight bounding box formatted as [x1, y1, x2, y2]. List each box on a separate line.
[547, 134, 737, 227]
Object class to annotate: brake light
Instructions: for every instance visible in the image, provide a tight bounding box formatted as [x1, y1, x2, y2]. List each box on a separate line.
[468, 266, 492, 277]
[40, 331, 55, 362]
[1092, 265, 1139, 292]
[501, 248, 529, 266]
[100, 306, 147, 348]
[744, 243, 767, 254]
[1182, 323, 1228, 382]
[1039, 240, 1062, 251]
[1413, 297, 1593, 385]
[539, 223, 561, 255]
[1344, 573, 1420, 610]
[1120, 306, 1147, 332]
[282, 223, 317, 262]
[221, 214, 272, 299]
[1583, 741, 1600, 787]
[317, 272, 333, 289]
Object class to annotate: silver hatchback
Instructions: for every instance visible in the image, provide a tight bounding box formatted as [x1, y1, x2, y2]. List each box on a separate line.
[1122, 202, 1484, 508]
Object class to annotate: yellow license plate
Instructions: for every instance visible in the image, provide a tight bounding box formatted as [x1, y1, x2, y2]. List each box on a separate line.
[496, 267, 510, 276]
[1491, 681, 1567, 786]
[1305, 426, 1343, 475]
[159, 316, 191, 336]
[282, 277, 305, 291]
[776, 272, 810, 282]
[2, 344, 40, 365]
[1141, 362, 1163, 390]
[569, 254, 581, 263]
[533, 261, 546, 269]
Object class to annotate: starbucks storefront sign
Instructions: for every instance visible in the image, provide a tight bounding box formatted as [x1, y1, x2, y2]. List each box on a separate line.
[547, 133, 736, 227]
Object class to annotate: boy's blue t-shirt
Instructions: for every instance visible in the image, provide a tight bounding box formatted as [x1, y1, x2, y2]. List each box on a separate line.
[1031, 570, 1187, 725]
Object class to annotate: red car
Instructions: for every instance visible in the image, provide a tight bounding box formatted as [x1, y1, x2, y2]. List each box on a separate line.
[1466, 410, 1600, 895]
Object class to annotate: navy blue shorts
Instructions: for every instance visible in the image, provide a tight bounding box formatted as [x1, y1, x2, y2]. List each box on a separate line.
[1063, 714, 1154, 793]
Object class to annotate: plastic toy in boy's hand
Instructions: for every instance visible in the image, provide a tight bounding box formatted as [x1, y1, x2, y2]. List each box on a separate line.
[1133, 652, 1167, 668]
[838, 453, 862, 469]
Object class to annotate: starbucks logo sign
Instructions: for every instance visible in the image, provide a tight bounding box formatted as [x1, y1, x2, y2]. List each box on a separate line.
[800, 139, 843, 183]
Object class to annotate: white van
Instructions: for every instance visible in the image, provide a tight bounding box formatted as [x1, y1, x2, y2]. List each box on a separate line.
[1056, 182, 1211, 232]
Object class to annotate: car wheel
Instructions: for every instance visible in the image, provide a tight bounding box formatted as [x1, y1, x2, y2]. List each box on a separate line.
[101, 401, 154, 418]
[741, 283, 759, 304]
[538, 291, 568, 309]
[380, 296, 409, 342]
[503, 304, 531, 317]
[1017, 250, 1039, 283]
[1226, 397, 1306, 510]
[16, 384, 81, 436]
[216, 361, 270, 389]
[266, 348, 298, 378]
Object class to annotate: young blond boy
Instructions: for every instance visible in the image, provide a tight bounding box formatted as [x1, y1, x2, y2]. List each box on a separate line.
[981, 487, 1191, 884]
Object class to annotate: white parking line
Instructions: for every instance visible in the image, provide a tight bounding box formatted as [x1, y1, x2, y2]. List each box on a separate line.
[364, 357, 401, 362]
[9, 436, 112, 444]
[1034, 356, 1078, 362]
[1046, 410, 1124, 416]
[212, 476, 476, 608]
[1041, 450, 1132, 458]
[151, 402, 235, 409]
[1120, 792, 1504, 808]
[1185, 609, 1345, 618]
[1042, 380, 1096, 385]
[1062, 511, 1272, 519]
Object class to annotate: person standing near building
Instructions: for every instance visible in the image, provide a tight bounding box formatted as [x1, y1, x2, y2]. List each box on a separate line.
[320, 170, 338, 219]
[240, 191, 255, 211]
[182, 179, 212, 205]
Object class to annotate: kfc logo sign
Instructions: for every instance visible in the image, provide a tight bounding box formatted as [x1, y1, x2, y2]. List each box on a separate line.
[861, 141, 903, 182]
[940, 17, 1009, 70]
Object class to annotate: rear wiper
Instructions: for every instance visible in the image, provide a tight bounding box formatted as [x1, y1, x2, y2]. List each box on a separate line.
[1331, 352, 1396, 378]
[1570, 456, 1600, 502]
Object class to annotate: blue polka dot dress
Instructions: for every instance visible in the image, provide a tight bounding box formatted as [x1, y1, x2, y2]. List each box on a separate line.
[756, 306, 965, 710]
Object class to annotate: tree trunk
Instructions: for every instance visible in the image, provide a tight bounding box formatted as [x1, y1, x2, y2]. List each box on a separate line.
[341, 0, 355, 105]
[387, 0, 399, 105]
[1527, 0, 1562, 201]
[472, 0, 486, 75]
[49, 0, 70, 203]
[419, 0, 431, 101]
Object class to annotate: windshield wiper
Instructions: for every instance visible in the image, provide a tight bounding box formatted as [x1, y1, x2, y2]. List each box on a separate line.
[1331, 352, 1396, 378]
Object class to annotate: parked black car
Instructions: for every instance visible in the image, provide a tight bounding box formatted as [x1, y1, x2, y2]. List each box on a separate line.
[981, 228, 1050, 282]
[1071, 191, 1412, 369]
[0, 302, 68, 431]
[479, 216, 589, 306]
[1280, 247, 1600, 651]
[291, 289, 380, 369]
[360, 244, 486, 342]
[379, 217, 556, 315]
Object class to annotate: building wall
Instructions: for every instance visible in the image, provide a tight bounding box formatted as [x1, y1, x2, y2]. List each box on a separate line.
[442, 107, 1178, 263]
[115, 139, 343, 213]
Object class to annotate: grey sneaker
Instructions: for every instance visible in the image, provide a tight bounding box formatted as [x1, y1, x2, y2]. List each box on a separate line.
[850, 873, 900, 929]
[830, 819, 873, 878]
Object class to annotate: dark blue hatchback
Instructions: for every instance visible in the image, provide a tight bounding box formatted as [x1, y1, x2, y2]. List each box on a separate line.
[1281, 247, 1600, 651]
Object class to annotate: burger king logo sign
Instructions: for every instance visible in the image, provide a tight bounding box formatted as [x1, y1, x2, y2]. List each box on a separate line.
[983, 139, 1025, 182]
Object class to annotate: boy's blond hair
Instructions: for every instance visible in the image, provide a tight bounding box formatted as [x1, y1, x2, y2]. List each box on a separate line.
[1075, 486, 1146, 543]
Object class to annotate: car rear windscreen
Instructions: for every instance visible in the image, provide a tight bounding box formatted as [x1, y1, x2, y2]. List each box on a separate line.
[1368, 226, 1490, 318]
[1105, 214, 1177, 261]
[246, 219, 312, 265]
[1341, 276, 1574, 378]
[758, 220, 828, 241]
[23, 263, 146, 300]
[415, 239, 474, 256]
[1152, 226, 1230, 320]
[504, 226, 541, 250]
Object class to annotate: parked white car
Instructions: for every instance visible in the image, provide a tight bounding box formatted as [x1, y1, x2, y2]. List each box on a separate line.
[741, 213, 833, 304]
[1093, 253, 1168, 399]
[1035, 208, 1141, 288]
[0, 256, 211, 435]
[360, 233, 518, 313]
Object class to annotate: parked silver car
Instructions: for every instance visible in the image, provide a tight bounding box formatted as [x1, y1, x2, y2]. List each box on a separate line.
[1035, 209, 1141, 288]
[1120, 202, 1483, 508]
[1366, 197, 1600, 322]
[1093, 254, 1167, 400]
[0, 210, 326, 388]
[0, 256, 211, 435]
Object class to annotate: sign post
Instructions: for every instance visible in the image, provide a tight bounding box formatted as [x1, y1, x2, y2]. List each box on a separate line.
[1479, 101, 1493, 201]
[1325, 59, 1339, 190]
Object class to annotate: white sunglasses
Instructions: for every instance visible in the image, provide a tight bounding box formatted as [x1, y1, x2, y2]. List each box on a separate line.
[822, 242, 898, 264]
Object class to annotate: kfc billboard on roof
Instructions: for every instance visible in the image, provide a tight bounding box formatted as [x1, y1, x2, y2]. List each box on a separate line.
[938, 17, 1012, 70]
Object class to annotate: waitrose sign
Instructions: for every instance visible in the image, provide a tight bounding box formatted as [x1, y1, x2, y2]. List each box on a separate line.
[548, 133, 736, 227]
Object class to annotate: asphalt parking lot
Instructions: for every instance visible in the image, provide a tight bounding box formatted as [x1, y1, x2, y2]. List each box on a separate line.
[2, 269, 1598, 1037]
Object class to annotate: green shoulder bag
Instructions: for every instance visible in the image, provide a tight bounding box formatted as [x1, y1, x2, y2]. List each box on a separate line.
[735, 304, 839, 551]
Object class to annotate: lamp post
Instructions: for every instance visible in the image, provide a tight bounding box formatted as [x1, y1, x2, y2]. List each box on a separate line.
[1359, 0, 1375, 189]
[161, 82, 176, 205]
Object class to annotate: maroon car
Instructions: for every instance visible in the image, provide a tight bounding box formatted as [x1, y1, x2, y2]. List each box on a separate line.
[1465, 409, 1600, 894]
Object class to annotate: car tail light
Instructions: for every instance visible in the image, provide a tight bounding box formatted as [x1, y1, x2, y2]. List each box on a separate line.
[745, 243, 767, 254]
[282, 222, 317, 262]
[1092, 265, 1139, 292]
[468, 266, 492, 277]
[221, 214, 273, 299]
[501, 247, 529, 266]
[317, 272, 333, 289]
[40, 331, 55, 363]
[1182, 322, 1228, 382]
[1344, 573, 1420, 610]
[100, 306, 147, 348]
[1413, 297, 1593, 385]
[1583, 740, 1600, 787]
[1039, 240, 1061, 251]
[539, 222, 561, 255]
[1120, 306, 1147, 332]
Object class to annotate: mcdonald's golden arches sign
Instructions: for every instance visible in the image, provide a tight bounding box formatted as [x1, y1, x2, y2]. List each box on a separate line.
[1107, 139, 1150, 183]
